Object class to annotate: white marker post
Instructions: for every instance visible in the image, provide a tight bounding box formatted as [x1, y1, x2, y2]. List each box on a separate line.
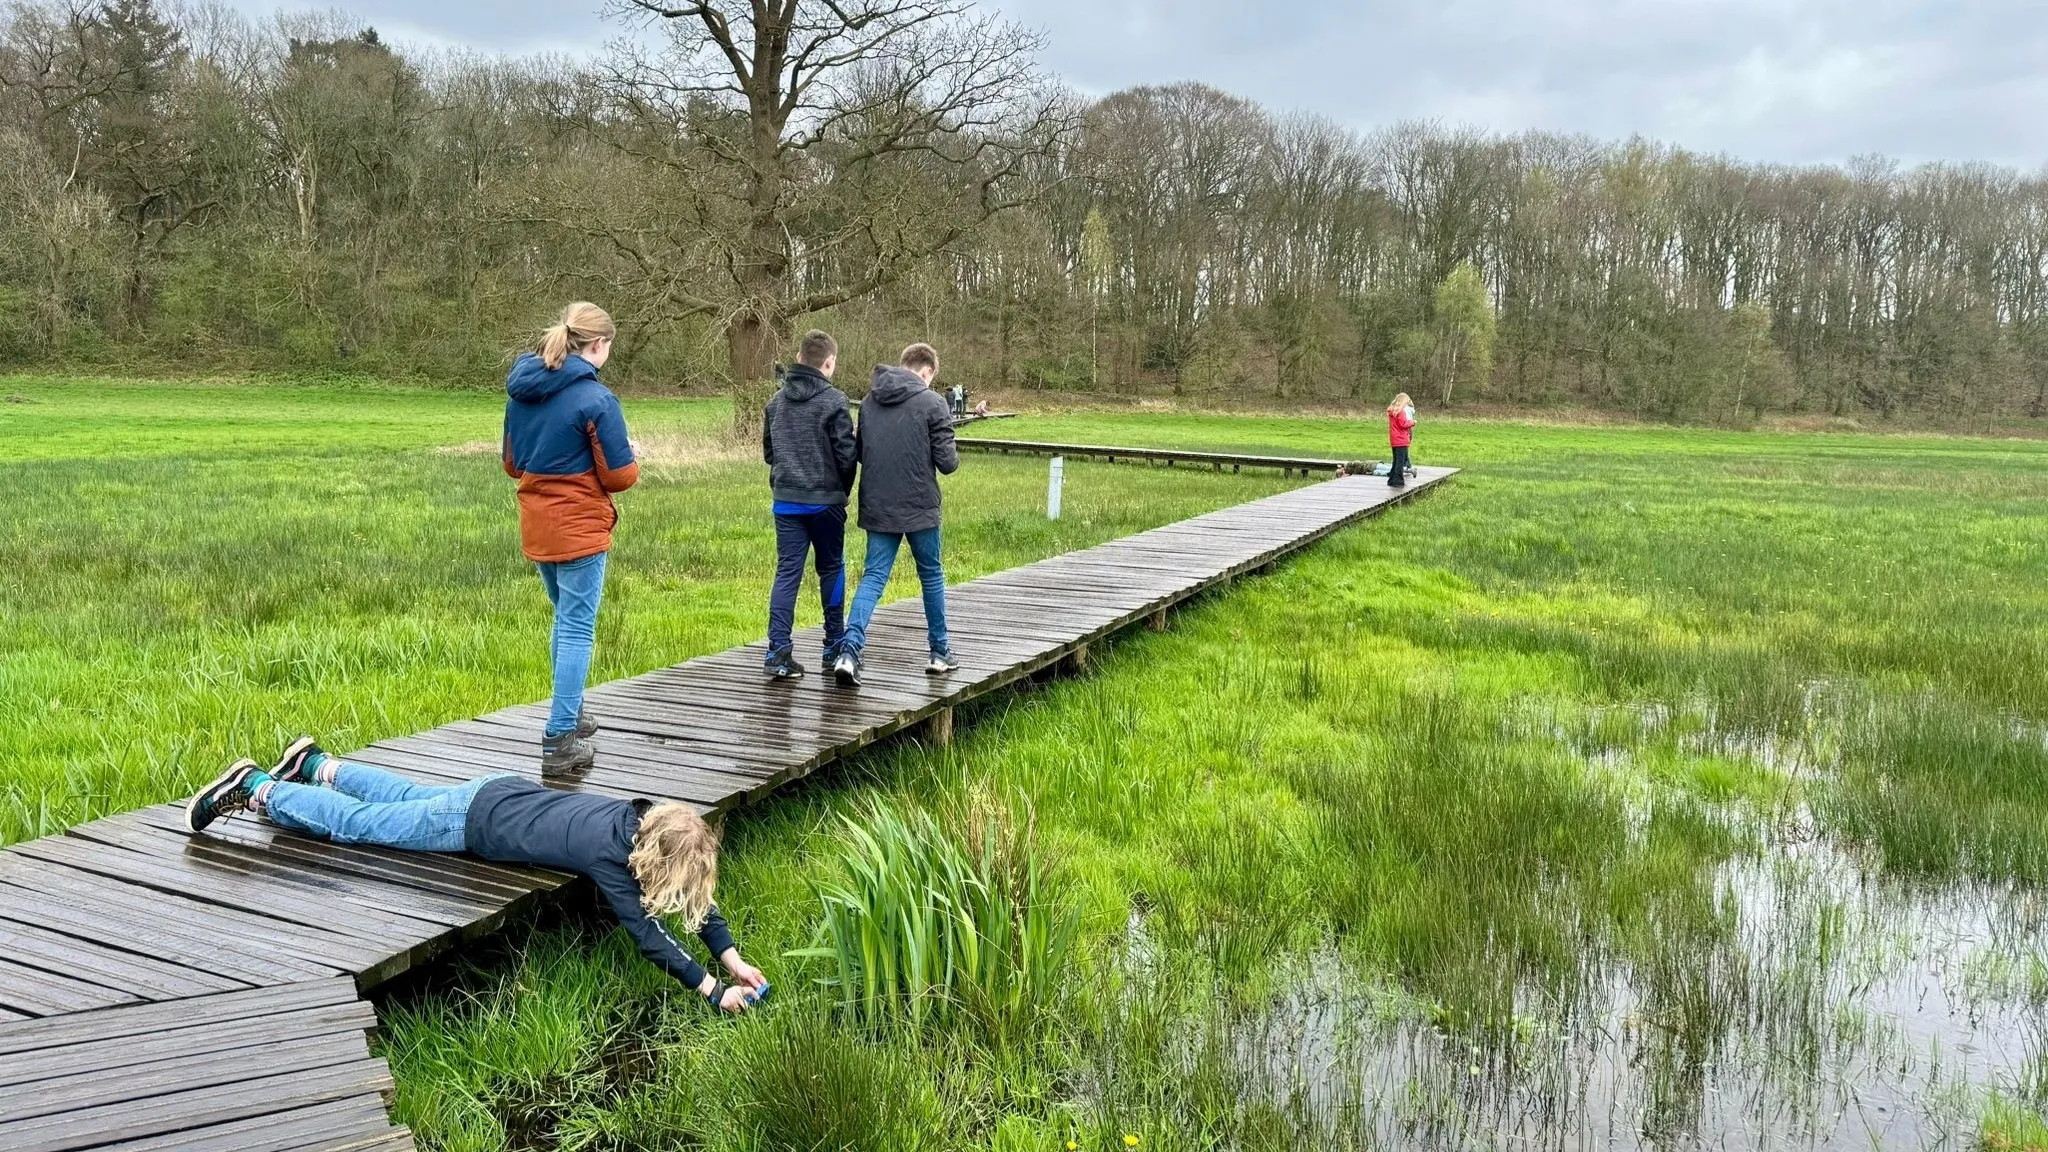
[1047, 455, 1064, 520]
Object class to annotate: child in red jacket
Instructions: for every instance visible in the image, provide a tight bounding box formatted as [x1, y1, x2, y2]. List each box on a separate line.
[1387, 392, 1416, 488]
[502, 303, 638, 777]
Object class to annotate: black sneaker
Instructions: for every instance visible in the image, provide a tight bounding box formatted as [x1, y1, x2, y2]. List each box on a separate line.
[576, 710, 598, 739]
[765, 649, 806, 681]
[831, 649, 863, 687]
[270, 736, 325, 784]
[926, 650, 960, 675]
[187, 759, 264, 834]
[541, 731, 596, 780]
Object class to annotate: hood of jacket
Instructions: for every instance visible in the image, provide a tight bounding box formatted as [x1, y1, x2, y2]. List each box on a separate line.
[506, 353, 598, 404]
[778, 362, 835, 403]
[868, 364, 928, 406]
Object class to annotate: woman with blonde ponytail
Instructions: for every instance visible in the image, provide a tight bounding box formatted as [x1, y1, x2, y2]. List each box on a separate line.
[501, 303, 639, 777]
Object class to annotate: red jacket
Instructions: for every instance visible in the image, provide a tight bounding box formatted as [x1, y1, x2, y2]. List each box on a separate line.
[1388, 407, 1415, 448]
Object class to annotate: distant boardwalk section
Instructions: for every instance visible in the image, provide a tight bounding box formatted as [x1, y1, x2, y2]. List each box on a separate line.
[0, 466, 1454, 1151]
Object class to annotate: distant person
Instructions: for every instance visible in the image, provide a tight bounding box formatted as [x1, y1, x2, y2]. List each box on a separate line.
[831, 342, 959, 687]
[184, 738, 767, 1013]
[761, 330, 857, 680]
[502, 302, 638, 777]
[1387, 392, 1416, 488]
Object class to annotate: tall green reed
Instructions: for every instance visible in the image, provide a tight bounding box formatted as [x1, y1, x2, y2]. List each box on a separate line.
[792, 795, 1080, 1039]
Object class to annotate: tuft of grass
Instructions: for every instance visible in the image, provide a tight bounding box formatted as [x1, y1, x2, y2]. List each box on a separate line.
[791, 794, 1079, 1040]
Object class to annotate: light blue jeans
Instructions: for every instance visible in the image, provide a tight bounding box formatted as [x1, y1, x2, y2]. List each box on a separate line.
[263, 759, 511, 852]
[842, 527, 948, 657]
[537, 550, 608, 737]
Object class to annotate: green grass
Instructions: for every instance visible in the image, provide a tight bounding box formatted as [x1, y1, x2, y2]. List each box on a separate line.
[8, 378, 2048, 1149]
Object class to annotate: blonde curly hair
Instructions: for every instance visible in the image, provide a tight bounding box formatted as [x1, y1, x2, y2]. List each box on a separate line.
[627, 803, 720, 931]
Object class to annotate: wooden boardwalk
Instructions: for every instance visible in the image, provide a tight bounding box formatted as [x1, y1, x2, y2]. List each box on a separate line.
[0, 466, 1455, 1150]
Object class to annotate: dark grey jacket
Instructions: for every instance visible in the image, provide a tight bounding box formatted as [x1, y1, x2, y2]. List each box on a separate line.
[762, 364, 857, 505]
[466, 778, 735, 993]
[854, 365, 958, 534]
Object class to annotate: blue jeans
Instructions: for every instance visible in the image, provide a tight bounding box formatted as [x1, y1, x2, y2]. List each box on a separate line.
[264, 760, 511, 852]
[537, 550, 607, 737]
[767, 508, 847, 658]
[842, 527, 948, 657]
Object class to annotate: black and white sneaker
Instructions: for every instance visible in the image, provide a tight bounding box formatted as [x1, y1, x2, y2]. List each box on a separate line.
[765, 649, 806, 681]
[831, 650, 863, 687]
[270, 736, 325, 784]
[187, 759, 264, 834]
[926, 650, 960, 675]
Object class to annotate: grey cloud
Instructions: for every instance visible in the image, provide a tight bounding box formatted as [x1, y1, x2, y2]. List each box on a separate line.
[222, 0, 2048, 165]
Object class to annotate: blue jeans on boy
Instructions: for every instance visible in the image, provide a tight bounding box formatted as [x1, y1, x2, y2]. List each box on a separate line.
[841, 527, 948, 657]
[537, 550, 607, 737]
[767, 506, 847, 660]
[264, 759, 512, 852]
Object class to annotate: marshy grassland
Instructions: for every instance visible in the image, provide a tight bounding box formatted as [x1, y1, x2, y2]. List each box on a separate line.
[3, 378, 2044, 1150]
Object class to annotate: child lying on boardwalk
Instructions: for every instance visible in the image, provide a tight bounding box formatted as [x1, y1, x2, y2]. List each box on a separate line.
[184, 738, 767, 1013]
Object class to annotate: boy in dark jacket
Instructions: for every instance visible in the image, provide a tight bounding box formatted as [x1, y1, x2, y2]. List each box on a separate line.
[831, 342, 960, 687]
[502, 303, 637, 778]
[760, 331, 858, 680]
[185, 737, 767, 1013]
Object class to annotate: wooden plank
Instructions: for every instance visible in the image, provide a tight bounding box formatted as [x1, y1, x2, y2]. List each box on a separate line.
[0, 1000, 378, 1089]
[0, 1058, 393, 1152]
[0, 978, 359, 1057]
[0, 920, 238, 1002]
[90, 1097, 403, 1152]
[0, 1030, 371, 1123]
[0, 958, 143, 1017]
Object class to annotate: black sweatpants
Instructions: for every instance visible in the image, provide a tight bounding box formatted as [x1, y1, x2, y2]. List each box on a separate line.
[1388, 445, 1410, 487]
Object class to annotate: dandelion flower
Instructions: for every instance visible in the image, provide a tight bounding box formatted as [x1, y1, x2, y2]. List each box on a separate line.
[1068, 1144, 1078, 1151]
[1125, 1138, 1140, 1148]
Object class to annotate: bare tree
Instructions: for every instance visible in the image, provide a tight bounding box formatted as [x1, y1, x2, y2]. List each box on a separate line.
[599, 0, 1072, 412]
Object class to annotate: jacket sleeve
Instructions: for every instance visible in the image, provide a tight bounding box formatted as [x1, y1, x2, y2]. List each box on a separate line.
[590, 393, 639, 493]
[697, 904, 736, 958]
[761, 399, 776, 467]
[588, 857, 711, 991]
[830, 402, 858, 491]
[929, 398, 959, 476]
[501, 424, 522, 480]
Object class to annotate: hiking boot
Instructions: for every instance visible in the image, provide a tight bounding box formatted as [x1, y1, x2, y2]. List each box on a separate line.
[576, 709, 598, 739]
[270, 736, 325, 785]
[765, 649, 806, 681]
[541, 731, 596, 780]
[831, 649, 863, 687]
[187, 759, 266, 834]
[926, 650, 960, 675]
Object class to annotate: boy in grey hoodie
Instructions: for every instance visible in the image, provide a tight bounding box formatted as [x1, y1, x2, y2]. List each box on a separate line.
[761, 330, 858, 679]
[831, 342, 959, 686]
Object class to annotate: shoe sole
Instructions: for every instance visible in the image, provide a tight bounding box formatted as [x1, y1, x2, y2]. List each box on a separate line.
[768, 668, 805, 681]
[925, 665, 958, 675]
[187, 759, 259, 834]
[833, 664, 860, 687]
[272, 735, 318, 783]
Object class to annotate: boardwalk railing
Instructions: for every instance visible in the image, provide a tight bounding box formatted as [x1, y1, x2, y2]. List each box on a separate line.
[0, 465, 1456, 1152]
[956, 436, 1353, 476]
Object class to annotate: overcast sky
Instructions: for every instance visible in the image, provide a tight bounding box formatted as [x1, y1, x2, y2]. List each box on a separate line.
[231, 0, 2047, 168]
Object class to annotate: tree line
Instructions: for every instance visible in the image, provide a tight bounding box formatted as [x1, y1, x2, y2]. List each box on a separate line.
[3, 0, 2045, 425]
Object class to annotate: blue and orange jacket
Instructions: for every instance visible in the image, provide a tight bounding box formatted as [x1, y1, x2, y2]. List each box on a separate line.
[501, 353, 639, 562]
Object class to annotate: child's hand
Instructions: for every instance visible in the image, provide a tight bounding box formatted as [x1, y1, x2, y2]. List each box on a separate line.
[718, 985, 753, 1014]
[726, 956, 768, 991]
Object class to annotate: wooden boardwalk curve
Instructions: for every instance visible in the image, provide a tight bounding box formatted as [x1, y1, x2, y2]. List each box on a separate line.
[0, 466, 1455, 1150]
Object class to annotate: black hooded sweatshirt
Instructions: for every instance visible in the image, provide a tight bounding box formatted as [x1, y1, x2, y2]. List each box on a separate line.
[762, 363, 857, 506]
[853, 365, 958, 534]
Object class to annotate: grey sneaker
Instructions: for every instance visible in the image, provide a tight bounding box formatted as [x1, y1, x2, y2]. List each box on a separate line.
[576, 709, 598, 739]
[831, 649, 862, 687]
[541, 731, 596, 779]
[926, 650, 960, 675]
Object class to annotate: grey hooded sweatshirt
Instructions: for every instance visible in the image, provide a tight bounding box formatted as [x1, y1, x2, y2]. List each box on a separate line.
[853, 365, 958, 534]
[762, 363, 857, 505]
